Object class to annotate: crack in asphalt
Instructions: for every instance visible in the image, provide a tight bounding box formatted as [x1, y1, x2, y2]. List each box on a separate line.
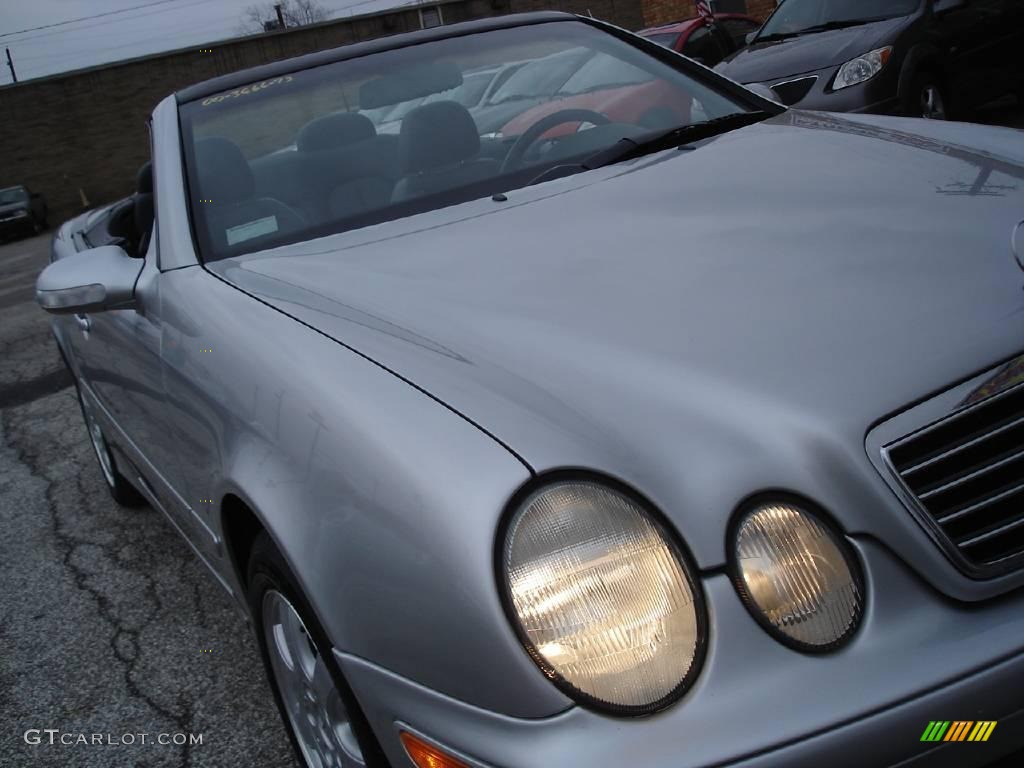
[2, 405, 195, 768]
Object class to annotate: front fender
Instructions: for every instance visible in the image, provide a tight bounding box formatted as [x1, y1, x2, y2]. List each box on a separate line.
[164, 267, 570, 718]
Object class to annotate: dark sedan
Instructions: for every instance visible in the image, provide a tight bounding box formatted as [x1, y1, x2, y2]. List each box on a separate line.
[716, 0, 1024, 117]
[0, 185, 47, 239]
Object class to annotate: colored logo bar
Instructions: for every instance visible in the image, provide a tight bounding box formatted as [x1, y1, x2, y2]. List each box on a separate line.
[920, 721, 997, 742]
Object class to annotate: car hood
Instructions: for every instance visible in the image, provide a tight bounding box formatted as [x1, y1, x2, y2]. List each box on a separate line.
[210, 111, 1024, 574]
[718, 16, 907, 83]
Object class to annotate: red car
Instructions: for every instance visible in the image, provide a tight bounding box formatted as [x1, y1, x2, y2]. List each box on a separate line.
[639, 13, 761, 67]
[500, 14, 762, 141]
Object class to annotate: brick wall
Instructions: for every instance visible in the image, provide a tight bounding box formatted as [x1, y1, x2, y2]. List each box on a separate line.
[641, 0, 777, 28]
[0, 0, 644, 226]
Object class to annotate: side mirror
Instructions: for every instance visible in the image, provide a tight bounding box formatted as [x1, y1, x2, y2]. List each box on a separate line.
[745, 31, 758, 45]
[36, 245, 143, 315]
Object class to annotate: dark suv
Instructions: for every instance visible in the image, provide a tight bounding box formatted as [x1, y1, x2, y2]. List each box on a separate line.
[0, 185, 48, 239]
[716, 0, 1024, 118]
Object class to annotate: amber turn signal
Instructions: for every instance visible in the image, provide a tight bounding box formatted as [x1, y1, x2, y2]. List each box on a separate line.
[400, 731, 471, 768]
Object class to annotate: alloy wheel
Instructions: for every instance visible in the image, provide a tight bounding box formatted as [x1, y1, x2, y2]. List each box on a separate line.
[262, 590, 365, 768]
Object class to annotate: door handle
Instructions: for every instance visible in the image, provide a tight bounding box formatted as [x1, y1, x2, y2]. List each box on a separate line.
[75, 314, 91, 332]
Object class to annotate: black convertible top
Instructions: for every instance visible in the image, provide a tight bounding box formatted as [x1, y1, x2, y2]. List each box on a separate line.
[175, 11, 574, 104]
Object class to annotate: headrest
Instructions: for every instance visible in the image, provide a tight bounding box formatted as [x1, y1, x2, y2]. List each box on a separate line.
[398, 101, 480, 175]
[194, 137, 253, 204]
[136, 161, 153, 195]
[297, 112, 376, 152]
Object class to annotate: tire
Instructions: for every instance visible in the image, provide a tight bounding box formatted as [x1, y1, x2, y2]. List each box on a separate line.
[247, 532, 388, 768]
[74, 386, 146, 507]
[904, 72, 949, 120]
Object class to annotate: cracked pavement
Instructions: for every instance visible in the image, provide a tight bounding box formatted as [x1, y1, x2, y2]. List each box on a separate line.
[0, 234, 295, 767]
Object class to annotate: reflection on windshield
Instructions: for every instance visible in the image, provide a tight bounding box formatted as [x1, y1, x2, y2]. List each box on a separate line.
[180, 20, 756, 262]
[759, 0, 919, 38]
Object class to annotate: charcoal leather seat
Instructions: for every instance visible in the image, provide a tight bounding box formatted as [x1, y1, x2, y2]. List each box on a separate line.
[391, 101, 498, 203]
[195, 137, 306, 250]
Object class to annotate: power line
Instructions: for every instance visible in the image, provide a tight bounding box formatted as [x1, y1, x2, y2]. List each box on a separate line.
[0, 0, 192, 40]
[2, 0, 213, 44]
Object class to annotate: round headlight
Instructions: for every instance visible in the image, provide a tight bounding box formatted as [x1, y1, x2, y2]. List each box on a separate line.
[732, 501, 863, 651]
[500, 480, 705, 715]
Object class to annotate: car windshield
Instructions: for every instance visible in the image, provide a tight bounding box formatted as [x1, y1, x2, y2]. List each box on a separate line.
[642, 32, 680, 48]
[180, 20, 757, 261]
[759, 0, 920, 38]
[0, 187, 28, 204]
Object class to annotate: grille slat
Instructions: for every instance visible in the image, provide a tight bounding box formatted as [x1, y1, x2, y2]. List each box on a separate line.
[918, 447, 1024, 500]
[886, 382, 1024, 571]
[936, 480, 1024, 524]
[901, 414, 1024, 479]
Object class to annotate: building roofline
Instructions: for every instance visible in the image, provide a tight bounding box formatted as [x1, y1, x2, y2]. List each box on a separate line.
[0, 0, 483, 91]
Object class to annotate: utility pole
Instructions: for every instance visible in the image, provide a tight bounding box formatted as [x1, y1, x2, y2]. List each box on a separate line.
[274, 3, 286, 29]
[5, 47, 17, 83]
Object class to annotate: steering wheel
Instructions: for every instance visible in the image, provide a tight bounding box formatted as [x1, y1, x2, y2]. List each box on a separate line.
[501, 109, 612, 173]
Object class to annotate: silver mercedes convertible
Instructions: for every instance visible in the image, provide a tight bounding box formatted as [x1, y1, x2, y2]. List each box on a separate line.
[36, 11, 1024, 768]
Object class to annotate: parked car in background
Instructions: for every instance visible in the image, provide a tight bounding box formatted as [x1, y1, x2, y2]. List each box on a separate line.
[500, 51, 696, 138]
[0, 185, 48, 239]
[639, 13, 761, 67]
[716, 0, 1024, 117]
[35, 10, 1024, 768]
[471, 46, 595, 135]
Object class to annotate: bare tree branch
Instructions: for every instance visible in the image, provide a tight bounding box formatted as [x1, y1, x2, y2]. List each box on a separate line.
[238, 0, 330, 34]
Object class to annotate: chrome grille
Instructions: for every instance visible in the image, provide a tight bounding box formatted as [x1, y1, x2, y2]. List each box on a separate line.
[886, 382, 1024, 572]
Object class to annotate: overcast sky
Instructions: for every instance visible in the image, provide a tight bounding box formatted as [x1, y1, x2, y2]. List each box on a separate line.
[0, 0, 413, 83]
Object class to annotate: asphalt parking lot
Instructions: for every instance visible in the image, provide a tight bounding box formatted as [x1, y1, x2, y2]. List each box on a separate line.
[0, 234, 295, 766]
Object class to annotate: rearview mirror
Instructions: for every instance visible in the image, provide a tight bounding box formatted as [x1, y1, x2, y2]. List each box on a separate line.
[36, 245, 143, 314]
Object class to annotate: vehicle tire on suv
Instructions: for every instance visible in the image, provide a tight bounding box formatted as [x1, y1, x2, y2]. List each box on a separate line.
[247, 532, 387, 768]
[75, 386, 146, 507]
[905, 72, 948, 120]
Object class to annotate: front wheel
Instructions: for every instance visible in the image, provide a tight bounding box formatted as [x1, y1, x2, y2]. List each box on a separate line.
[248, 533, 385, 768]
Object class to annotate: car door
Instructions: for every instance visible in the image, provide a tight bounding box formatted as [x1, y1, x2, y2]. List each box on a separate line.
[79, 206, 219, 559]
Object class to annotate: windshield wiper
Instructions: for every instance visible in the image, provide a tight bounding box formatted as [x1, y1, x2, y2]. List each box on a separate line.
[754, 18, 877, 43]
[524, 111, 771, 187]
[582, 111, 771, 170]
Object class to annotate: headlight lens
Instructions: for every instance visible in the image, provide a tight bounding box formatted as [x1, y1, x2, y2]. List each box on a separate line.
[501, 481, 705, 714]
[833, 46, 892, 90]
[733, 501, 863, 651]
